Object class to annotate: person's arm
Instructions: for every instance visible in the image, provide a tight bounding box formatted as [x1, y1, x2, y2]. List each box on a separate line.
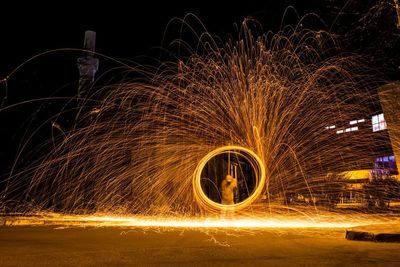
[232, 178, 237, 189]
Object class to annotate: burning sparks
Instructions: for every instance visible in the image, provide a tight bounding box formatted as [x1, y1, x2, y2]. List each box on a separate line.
[1, 19, 399, 226]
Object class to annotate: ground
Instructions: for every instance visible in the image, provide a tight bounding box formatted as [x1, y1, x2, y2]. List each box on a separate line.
[1, 224, 400, 266]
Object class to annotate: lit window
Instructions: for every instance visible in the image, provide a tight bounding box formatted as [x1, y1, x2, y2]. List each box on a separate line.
[372, 113, 387, 132]
[375, 155, 397, 174]
[372, 115, 378, 125]
[350, 119, 364, 125]
[343, 127, 358, 133]
[336, 130, 344, 134]
[375, 155, 396, 163]
[325, 125, 335, 130]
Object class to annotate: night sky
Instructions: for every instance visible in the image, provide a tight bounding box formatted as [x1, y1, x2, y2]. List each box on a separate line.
[0, 0, 399, 178]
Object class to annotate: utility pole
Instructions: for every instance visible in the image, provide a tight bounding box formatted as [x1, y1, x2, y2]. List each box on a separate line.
[77, 30, 99, 98]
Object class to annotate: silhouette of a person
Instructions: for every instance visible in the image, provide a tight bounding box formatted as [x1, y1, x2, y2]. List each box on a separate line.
[221, 174, 237, 205]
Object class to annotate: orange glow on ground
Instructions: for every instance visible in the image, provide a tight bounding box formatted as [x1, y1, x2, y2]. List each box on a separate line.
[3, 212, 397, 229]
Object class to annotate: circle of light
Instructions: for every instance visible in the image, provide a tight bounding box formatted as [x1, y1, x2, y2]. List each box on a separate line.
[193, 146, 266, 212]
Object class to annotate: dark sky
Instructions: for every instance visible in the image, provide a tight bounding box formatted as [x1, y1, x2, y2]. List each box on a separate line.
[1, 1, 398, 79]
[0, 1, 288, 76]
[0, 0, 399, 176]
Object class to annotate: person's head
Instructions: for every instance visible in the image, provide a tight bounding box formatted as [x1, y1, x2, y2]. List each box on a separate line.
[225, 174, 234, 182]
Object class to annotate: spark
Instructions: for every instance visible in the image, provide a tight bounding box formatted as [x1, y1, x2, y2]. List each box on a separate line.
[1, 19, 398, 222]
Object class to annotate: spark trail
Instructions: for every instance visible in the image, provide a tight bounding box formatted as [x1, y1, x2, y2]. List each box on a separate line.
[2, 20, 389, 221]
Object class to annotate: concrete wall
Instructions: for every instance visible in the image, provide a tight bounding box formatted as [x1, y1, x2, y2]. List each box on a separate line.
[378, 82, 400, 179]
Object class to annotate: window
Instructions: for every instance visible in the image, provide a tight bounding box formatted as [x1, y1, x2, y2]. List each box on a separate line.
[375, 155, 397, 174]
[344, 127, 358, 133]
[325, 125, 336, 130]
[349, 119, 364, 125]
[372, 113, 387, 132]
[375, 155, 395, 163]
[336, 130, 344, 134]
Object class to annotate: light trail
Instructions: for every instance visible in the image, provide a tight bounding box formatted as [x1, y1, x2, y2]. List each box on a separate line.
[2, 19, 398, 221]
[193, 146, 266, 212]
[3, 212, 396, 229]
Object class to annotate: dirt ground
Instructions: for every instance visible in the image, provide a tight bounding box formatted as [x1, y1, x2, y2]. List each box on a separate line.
[1, 225, 400, 266]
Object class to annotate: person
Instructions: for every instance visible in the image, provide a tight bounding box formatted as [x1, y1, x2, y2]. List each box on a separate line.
[220, 174, 237, 205]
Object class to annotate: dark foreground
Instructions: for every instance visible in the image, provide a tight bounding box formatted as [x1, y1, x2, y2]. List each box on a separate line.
[1, 225, 400, 266]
